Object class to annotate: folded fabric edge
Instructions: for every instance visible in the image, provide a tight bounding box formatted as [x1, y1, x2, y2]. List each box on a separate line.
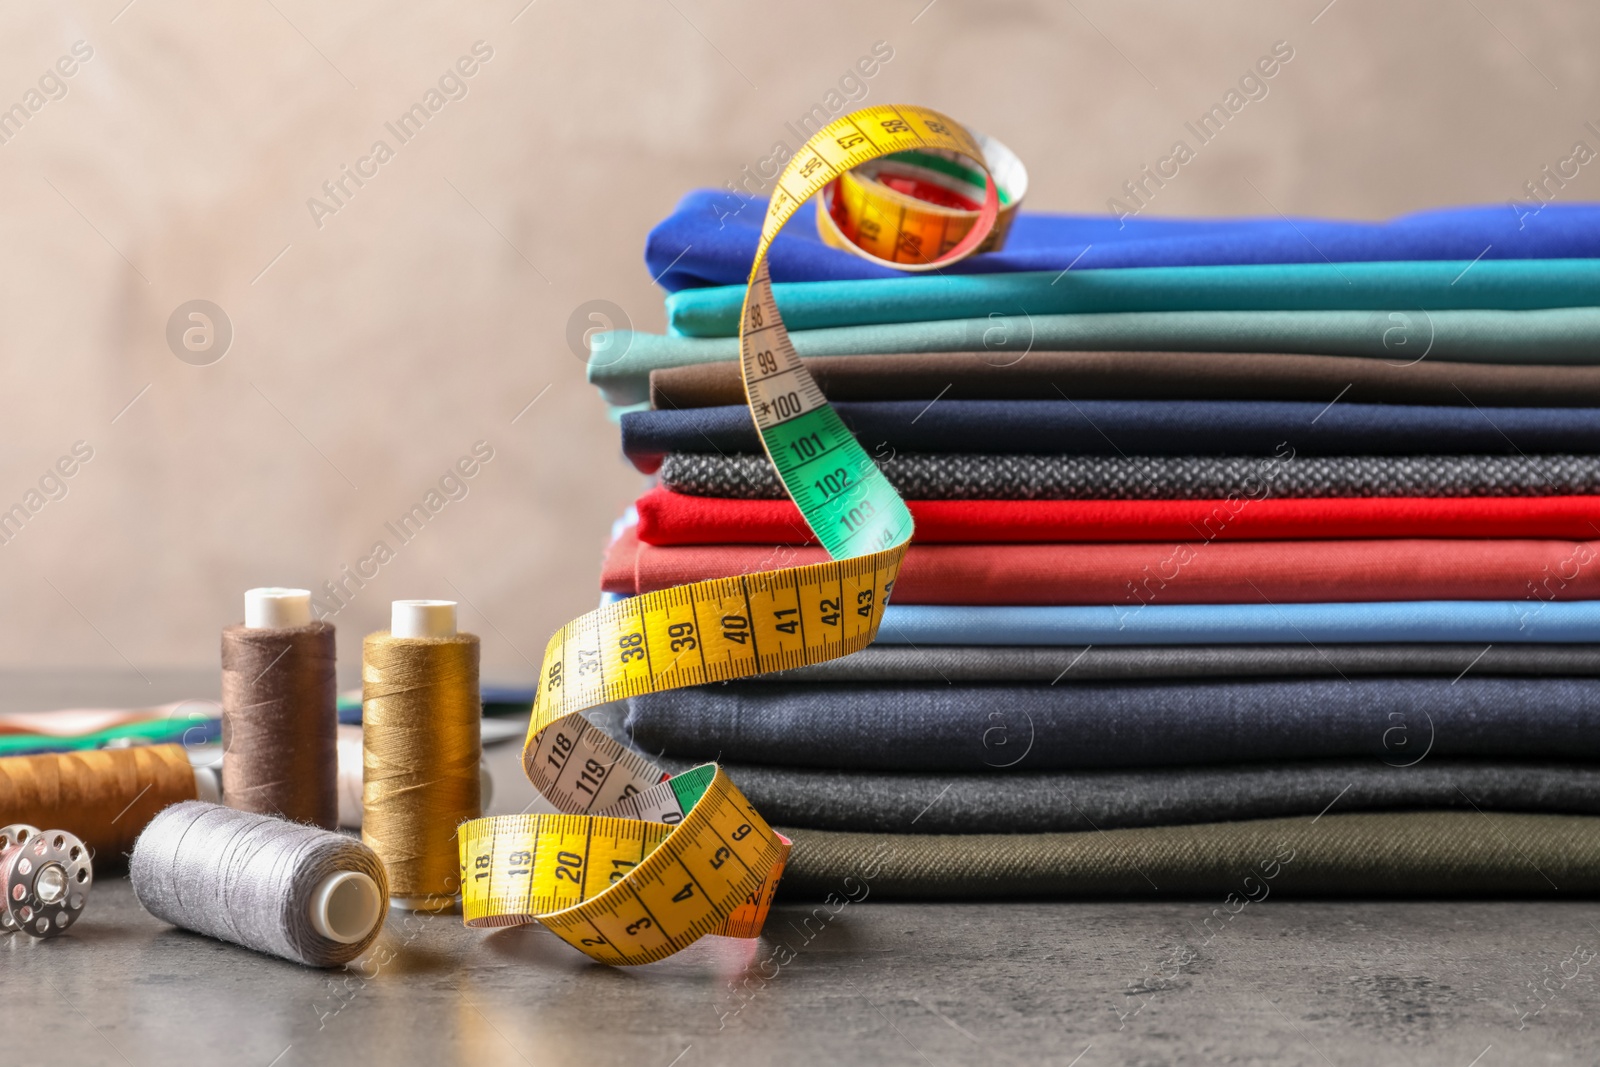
[773, 812, 1600, 900]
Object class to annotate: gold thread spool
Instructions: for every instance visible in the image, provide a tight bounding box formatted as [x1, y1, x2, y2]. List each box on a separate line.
[0, 746, 197, 862]
[362, 601, 480, 910]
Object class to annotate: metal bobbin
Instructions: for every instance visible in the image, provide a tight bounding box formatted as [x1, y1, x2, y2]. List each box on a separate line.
[0, 824, 39, 934]
[1, 825, 92, 939]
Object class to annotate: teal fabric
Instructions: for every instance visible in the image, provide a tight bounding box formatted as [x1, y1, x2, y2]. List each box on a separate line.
[665, 260, 1600, 338]
[589, 307, 1600, 406]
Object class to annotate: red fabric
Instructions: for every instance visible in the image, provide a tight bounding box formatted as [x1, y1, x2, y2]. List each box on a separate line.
[603, 528, 1600, 605]
[633, 486, 1600, 545]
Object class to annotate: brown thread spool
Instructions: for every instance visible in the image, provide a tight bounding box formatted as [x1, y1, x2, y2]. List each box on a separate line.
[0, 745, 197, 861]
[362, 600, 480, 910]
[221, 588, 338, 829]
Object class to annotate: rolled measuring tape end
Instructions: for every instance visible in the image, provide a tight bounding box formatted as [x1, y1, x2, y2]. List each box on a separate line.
[461, 105, 1003, 964]
[817, 130, 1026, 269]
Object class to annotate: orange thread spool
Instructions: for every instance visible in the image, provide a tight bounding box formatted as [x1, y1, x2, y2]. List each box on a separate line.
[0, 745, 197, 861]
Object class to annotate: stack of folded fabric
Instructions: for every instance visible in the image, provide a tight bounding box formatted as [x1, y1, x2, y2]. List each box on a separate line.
[593, 191, 1600, 898]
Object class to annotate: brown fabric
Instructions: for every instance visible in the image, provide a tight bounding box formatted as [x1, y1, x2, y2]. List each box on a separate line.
[776, 811, 1600, 899]
[650, 350, 1600, 409]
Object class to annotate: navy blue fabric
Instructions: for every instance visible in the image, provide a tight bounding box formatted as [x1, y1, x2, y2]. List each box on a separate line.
[648, 192, 1600, 291]
[623, 677, 1600, 771]
[621, 400, 1600, 467]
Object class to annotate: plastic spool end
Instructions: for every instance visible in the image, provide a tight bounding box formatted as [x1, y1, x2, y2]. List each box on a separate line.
[245, 588, 312, 629]
[391, 600, 457, 639]
[309, 871, 383, 944]
[192, 767, 222, 805]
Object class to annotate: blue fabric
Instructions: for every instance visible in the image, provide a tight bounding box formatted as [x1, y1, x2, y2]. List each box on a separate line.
[590, 308, 1600, 406]
[623, 676, 1600, 771]
[620, 400, 1600, 467]
[665, 261, 1600, 337]
[873, 601, 1600, 645]
[647, 191, 1600, 291]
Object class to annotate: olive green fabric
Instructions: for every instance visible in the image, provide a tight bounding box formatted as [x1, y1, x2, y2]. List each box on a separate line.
[775, 812, 1600, 899]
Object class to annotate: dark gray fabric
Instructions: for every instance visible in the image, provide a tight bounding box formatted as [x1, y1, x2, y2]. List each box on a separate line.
[748, 644, 1600, 683]
[775, 812, 1600, 899]
[652, 757, 1600, 833]
[660, 451, 1600, 501]
[624, 677, 1600, 771]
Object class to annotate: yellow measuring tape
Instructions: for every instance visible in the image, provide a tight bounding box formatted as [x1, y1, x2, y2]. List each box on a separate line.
[459, 105, 1018, 965]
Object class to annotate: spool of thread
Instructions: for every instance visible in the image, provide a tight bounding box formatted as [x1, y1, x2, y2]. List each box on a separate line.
[131, 801, 387, 967]
[221, 588, 338, 829]
[333, 724, 494, 830]
[0, 745, 197, 860]
[362, 600, 481, 911]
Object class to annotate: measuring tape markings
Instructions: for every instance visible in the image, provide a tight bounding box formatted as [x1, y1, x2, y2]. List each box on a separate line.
[460, 105, 1007, 964]
[817, 131, 1027, 267]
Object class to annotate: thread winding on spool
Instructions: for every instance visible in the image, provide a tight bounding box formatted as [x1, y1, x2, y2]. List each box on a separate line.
[334, 724, 493, 830]
[0, 745, 197, 860]
[222, 588, 338, 828]
[131, 801, 388, 967]
[362, 601, 481, 910]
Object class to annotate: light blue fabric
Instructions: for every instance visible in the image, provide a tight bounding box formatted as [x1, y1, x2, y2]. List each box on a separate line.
[665, 261, 1600, 338]
[589, 307, 1600, 406]
[873, 601, 1600, 646]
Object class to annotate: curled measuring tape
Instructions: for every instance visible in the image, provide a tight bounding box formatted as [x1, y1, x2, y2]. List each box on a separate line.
[460, 105, 1016, 965]
[818, 130, 1027, 267]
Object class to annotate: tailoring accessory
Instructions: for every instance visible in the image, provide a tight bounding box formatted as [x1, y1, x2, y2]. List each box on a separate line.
[459, 105, 1004, 965]
[221, 588, 338, 828]
[331, 722, 493, 830]
[815, 131, 1025, 266]
[0, 745, 198, 859]
[1, 825, 92, 938]
[362, 600, 481, 910]
[131, 801, 387, 967]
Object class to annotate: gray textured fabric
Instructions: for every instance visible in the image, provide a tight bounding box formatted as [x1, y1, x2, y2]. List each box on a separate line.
[653, 757, 1600, 833]
[624, 677, 1600, 771]
[775, 812, 1600, 899]
[660, 451, 1600, 501]
[747, 644, 1600, 683]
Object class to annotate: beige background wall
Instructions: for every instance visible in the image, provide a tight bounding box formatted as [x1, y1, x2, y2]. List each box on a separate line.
[1, 0, 1595, 687]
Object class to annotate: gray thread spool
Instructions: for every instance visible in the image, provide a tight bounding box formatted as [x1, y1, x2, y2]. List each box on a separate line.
[130, 801, 388, 968]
